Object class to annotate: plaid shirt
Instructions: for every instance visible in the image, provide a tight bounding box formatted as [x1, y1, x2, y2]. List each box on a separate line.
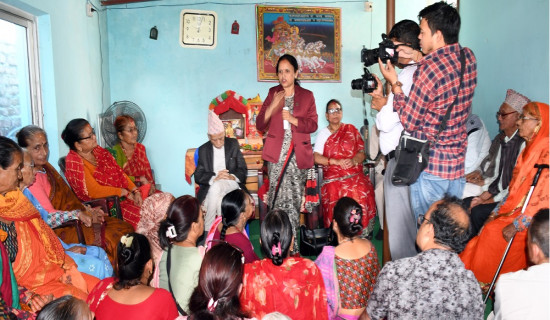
[394, 43, 477, 180]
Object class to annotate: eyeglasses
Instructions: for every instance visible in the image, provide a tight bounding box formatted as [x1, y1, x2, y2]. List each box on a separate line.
[417, 214, 432, 226]
[123, 127, 138, 133]
[518, 114, 539, 122]
[496, 110, 517, 118]
[78, 128, 96, 141]
[327, 107, 342, 114]
[207, 239, 245, 264]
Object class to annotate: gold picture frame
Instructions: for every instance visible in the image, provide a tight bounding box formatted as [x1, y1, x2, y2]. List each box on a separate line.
[256, 5, 341, 82]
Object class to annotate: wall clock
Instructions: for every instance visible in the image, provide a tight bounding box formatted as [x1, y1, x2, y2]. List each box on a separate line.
[180, 9, 218, 49]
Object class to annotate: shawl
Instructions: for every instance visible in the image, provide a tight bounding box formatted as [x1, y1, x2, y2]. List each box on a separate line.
[498, 102, 549, 217]
[0, 233, 19, 310]
[315, 246, 339, 319]
[322, 124, 364, 181]
[65, 147, 130, 201]
[109, 143, 155, 185]
[0, 190, 68, 290]
[44, 162, 86, 212]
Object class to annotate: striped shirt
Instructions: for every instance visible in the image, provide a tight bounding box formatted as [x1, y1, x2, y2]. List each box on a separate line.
[394, 43, 477, 180]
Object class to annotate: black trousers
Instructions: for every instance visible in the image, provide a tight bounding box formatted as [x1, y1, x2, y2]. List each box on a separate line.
[463, 197, 499, 235]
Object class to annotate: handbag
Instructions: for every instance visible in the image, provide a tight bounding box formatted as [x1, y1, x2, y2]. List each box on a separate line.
[391, 49, 466, 186]
[299, 224, 337, 257]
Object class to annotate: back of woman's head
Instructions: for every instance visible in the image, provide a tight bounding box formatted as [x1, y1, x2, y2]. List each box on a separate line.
[61, 119, 89, 151]
[16, 125, 47, 148]
[36, 295, 91, 320]
[334, 197, 363, 238]
[0, 136, 22, 169]
[188, 242, 247, 319]
[116, 232, 151, 289]
[158, 195, 200, 250]
[260, 209, 293, 266]
[220, 189, 247, 240]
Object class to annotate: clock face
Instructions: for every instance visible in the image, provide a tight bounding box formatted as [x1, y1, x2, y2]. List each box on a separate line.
[180, 10, 217, 49]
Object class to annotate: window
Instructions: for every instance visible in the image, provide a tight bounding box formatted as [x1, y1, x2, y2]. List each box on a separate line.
[0, 4, 42, 140]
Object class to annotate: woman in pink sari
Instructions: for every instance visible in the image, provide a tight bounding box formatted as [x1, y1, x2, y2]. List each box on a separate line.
[314, 100, 376, 234]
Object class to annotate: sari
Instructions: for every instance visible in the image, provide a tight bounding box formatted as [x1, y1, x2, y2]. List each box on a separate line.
[29, 162, 133, 266]
[460, 102, 549, 285]
[321, 124, 376, 231]
[22, 188, 113, 280]
[0, 190, 98, 300]
[65, 146, 141, 228]
[240, 257, 329, 320]
[109, 143, 155, 186]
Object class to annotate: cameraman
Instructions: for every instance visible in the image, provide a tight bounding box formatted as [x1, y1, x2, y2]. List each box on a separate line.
[369, 19, 422, 260]
[377, 1, 478, 223]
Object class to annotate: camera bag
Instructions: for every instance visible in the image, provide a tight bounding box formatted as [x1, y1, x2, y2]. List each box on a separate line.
[392, 49, 465, 186]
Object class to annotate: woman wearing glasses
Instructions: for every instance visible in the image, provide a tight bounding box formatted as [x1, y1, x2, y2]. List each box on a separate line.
[313, 99, 376, 234]
[461, 102, 549, 286]
[108, 115, 157, 196]
[62, 118, 169, 230]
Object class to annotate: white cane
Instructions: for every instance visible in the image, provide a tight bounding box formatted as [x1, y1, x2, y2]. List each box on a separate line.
[483, 163, 549, 304]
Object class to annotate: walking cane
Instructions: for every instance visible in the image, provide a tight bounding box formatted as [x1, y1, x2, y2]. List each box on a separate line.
[483, 163, 549, 304]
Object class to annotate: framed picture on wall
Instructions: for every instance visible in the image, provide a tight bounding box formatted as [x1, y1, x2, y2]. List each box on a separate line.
[256, 5, 341, 82]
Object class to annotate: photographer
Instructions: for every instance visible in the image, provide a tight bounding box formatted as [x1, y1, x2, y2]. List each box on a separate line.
[369, 19, 423, 260]
[377, 1, 478, 222]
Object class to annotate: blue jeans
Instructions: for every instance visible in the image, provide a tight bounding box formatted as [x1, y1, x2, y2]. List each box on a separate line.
[410, 171, 465, 222]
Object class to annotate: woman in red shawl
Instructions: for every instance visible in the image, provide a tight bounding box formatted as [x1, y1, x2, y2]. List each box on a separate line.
[314, 99, 376, 234]
[460, 102, 549, 287]
[108, 115, 157, 196]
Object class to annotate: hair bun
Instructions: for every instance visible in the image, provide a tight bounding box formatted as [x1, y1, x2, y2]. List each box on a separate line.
[120, 247, 133, 264]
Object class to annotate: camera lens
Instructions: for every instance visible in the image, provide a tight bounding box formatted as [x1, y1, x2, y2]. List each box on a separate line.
[351, 78, 364, 90]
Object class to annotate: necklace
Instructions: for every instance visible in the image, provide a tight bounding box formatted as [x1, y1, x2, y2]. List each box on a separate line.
[328, 123, 341, 134]
[339, 237, 357, 245]
[120, 143, 135, 159]
[182, 239, 196, 246]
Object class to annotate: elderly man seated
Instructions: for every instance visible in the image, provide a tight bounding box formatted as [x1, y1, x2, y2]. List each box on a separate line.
[489, 208, 549, 320]
[366, 196, 484, 320]
[463, 89, 529, 234]
[194, 111, 247, 234]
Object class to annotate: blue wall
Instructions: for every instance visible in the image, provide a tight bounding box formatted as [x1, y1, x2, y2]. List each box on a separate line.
[3, 0, 549, 197]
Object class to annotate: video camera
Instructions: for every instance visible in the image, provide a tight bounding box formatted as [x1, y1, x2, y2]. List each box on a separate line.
[351, 34, 398, 93]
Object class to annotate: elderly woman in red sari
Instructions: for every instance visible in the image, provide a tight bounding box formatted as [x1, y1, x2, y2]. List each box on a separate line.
[0, 136, 98, 300]
[61, 119, 172, 239]
[108, 115, 156, 196]
[460, 102, 549, 287]
[314, 99, 376, 234]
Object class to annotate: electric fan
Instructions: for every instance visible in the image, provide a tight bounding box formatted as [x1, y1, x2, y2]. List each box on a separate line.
[98, 101, 147, 148]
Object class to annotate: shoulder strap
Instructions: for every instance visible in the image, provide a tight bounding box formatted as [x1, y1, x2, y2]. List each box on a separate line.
[167, 246, 187, 316]
[435, 49, 466, 140]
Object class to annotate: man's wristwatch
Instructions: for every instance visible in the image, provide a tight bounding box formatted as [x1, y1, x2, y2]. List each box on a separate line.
[391, 80, 403, 93]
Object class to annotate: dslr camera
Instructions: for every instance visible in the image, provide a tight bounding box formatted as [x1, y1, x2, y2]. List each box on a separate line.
[351, 34, 398, 93]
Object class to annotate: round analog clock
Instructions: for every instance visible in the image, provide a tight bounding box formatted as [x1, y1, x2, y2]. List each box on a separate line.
[180, 9, 218, 49]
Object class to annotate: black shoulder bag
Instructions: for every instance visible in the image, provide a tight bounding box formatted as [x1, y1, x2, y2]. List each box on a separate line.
[392, 49, 466, 186]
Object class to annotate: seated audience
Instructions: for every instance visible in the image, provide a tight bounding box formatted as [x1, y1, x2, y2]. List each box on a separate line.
[240, 209, 328, 319]
[156, 195, 205, 315]
[0, 136, 99, 300]
[186, 242, 252, 320]
[37, 295, 93, 320]
[194, 111, 247, 234]
[367, 196, 484, 319]
[108, 115, 157, 196]
[61, 118, 171, 231]
[490, 208, 549, 320]
[463, 90, 529, 233]
[17, 125, 133, 265]
[210, 189, 258, 263]
[460, 102, 549, 285]
[464, 113, 491, 175]
[315, 197, 379, 319]
[313, 99, 376, 234]
[87, 233, 178, 319]
[19, 149, 113, 279]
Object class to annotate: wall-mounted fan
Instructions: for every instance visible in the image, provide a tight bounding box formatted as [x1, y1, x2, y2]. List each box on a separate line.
[98, 101, 147, 147]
